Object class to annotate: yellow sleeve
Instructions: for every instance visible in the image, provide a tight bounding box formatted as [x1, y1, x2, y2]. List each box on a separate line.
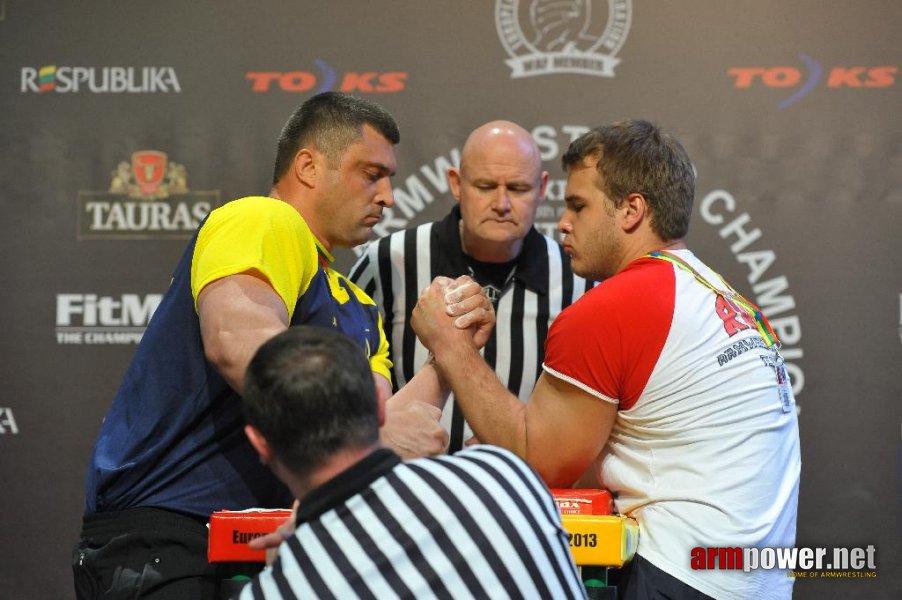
[191, 197, 318, 321]
[370, 310, 393, 382]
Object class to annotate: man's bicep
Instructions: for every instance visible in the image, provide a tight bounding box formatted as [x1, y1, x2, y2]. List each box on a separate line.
[525, 371, 618, 488]
[197, 271, 289, 323]
[197, 272, 290, 390]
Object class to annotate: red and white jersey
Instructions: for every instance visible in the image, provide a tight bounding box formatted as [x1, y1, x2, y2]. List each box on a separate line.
[543, 249, 800, 600]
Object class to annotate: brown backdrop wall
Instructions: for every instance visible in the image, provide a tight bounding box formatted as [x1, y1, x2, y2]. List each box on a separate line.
[1, 1, 899, 598]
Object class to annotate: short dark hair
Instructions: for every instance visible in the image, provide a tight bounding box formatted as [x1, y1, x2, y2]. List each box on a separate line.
[242, 326, 379, 477]
[272, 91, 400, 184]
[562, 119, 695, 240]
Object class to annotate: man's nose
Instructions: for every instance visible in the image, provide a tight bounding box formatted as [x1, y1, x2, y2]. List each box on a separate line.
[491, 187, 511, 212]
[558, 213, 572, 234]
[376, 178, 394, 207]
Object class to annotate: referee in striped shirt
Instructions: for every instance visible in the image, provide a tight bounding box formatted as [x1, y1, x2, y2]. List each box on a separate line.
[237, 326, 586, 599]
[350, 121, 593, 452]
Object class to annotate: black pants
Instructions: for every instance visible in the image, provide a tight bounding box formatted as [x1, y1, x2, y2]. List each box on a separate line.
[72, 507, 262, 600]
[615, 554, 714, 600]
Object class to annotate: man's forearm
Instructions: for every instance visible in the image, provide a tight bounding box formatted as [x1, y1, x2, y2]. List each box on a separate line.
[391, 360, 451, 410]
[432, 341, 527, 458]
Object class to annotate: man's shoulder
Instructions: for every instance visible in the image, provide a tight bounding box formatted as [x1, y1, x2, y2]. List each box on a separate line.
[604, 257, 673, 292]
[564, 258, 673, 319]
[204, 196, 307, 234]
[215, 195, 293, 216]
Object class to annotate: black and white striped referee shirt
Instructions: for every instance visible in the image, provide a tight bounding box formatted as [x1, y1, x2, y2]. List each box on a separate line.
[237, 446, 586, 600]
[349, 206, 593, 451]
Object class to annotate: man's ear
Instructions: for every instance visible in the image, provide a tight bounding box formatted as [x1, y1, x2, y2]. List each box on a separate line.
[292, 148, 319, 188]
[619, 192, 649, 232]
[447, 168, 463, 203]
[537, 170, 549, 203]
[245, 424, 274, 465]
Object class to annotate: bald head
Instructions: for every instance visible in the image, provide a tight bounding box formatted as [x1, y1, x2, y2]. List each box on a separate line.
[459, 120, 542, 176]
[450, 121, 548, 262]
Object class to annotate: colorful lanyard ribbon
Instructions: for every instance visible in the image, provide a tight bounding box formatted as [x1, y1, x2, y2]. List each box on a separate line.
[647, 250, 781, 348]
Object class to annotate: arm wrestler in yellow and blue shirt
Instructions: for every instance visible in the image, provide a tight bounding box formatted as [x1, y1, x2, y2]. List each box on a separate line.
[84, 196, 391, 519]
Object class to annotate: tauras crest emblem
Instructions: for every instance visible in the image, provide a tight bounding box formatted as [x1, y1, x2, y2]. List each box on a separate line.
[109, 150, 188, 200]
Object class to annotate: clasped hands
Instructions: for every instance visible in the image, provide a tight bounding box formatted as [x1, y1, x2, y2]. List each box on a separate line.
[379, 275, 494, 460]
[250, 277, 494, 563]
[412, 274, 495, 354]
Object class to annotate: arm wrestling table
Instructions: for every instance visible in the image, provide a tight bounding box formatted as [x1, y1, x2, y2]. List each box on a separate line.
[207, 489, 638, 598]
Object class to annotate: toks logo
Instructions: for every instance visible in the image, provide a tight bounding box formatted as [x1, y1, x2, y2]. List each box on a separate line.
[247, 59, 406, 93]
[728, 54, 897, 109]
[77, 150, 220, 239]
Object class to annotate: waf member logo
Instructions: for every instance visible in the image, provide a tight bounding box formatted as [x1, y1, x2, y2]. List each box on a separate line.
[495, 0, 632, 78]
[77, 151, 219, 239]
[247, 59, 406, 93]
[728, 54, 897, 109]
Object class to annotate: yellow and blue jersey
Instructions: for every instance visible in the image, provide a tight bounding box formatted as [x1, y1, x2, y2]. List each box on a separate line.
[85, 196, 391, 518]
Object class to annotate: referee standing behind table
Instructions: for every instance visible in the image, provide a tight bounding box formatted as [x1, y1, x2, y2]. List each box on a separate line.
[350, 121, 593, 452]
[236, 326, 587, 600]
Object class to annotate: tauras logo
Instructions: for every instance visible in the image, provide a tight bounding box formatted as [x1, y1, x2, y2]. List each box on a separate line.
[21, 65, 181, 94]
[77, 150, 219, 240]
[496, 0, 631, 78]
[56, 293, 163, 345]
[0, 408, 18, 435]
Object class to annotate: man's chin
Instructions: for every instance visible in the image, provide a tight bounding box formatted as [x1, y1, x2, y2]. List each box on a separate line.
[570, 257, 599, 281]
[347, 228, 375, 248]
[476, 227, 522, 244]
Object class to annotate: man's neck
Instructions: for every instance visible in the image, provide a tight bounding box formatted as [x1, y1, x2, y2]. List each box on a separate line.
[621, 240, 686, 269]
[269, 186, 333, 253]
[649, 239, 687, 254]
[618, 238, 687, 273]
[285, 443, 381, 504]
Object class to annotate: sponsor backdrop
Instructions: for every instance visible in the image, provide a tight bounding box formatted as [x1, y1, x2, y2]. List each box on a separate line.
[1, 1, 899, 597]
